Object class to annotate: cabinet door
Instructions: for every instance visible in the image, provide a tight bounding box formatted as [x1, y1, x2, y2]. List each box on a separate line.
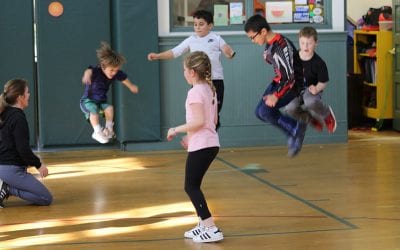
[394, 0, 400, 131]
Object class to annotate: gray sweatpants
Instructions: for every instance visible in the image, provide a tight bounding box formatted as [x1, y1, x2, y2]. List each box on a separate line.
[285, 88, 330, 124]
[0, 165, 52, 206]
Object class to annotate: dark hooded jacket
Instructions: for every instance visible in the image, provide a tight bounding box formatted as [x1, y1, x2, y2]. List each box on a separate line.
[0, 106, 41, 168]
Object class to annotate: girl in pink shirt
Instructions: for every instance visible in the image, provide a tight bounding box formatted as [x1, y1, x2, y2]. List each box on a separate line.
[167, 51, 223, 243]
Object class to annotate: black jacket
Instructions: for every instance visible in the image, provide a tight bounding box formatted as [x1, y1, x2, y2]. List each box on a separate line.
[0, 106, 41, 168]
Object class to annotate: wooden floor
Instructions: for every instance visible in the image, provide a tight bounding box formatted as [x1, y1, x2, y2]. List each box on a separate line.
[1, 130, 400, 250]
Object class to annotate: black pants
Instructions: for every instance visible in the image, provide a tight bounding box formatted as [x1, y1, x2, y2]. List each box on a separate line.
[184, 147, 219, 220]
[213, 80, 224, 130]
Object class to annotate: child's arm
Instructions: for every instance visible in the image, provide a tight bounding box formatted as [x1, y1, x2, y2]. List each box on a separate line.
[82, 68, 93, 84]
[121, 79, 139, 94]
[308, 82, 327, 95]
[147, 50, 174, 61]
[167, 103, 204, 141]
[221, 44, 236, 59]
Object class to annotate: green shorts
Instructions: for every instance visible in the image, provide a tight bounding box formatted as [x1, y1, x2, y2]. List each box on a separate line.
[80, 98, 110, 120]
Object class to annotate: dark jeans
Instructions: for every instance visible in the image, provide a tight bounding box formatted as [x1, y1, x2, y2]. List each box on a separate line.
[184, 147, 219, 220]
[255, 83, 299, 137]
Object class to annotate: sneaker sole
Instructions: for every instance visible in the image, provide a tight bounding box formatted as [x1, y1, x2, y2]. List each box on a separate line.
[193, 234, 224, 243]
[91, 134, 109, 144]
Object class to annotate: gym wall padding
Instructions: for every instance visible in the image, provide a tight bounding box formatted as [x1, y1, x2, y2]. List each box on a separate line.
[36, 0, 111, 146]
[0, 1, 36, 146]
[111, 0, 161, 143]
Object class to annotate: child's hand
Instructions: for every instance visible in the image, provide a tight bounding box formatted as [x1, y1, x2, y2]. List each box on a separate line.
[147, 53, 158, 61]
[308, 85, 319, 95]
[263, 94, 278, 107]
[130, 84, 139, 94]
[167, 128, 177, 141]
[180, 136, 188, 150]
[82, 69, 92, 84]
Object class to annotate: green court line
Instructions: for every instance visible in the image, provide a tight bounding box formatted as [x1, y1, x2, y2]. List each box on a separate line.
[216, 156, 358, 229]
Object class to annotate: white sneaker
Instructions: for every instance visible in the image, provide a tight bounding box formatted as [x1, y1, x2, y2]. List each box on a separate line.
[92, 131, 109, 144]
[184, 223, 205, 239]
[192, 227, 223, 243]
[103, 128, 115, 139]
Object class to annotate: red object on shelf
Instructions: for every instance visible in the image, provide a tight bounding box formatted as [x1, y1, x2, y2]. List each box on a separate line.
[361, 25, 379, 31]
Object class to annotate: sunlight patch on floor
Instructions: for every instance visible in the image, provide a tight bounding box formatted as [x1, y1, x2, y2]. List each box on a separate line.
[0, 202, 196, 248]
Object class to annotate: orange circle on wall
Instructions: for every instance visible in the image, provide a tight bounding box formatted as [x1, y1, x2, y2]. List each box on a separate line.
[48, 1, 64, 17]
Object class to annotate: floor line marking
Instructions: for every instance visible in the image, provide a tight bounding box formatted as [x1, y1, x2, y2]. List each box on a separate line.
[216, 156, 358, 229]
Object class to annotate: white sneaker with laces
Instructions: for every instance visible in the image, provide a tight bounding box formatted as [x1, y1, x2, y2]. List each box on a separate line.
[92, 131, 109, 144]
[103, 128, 115, 139]
[192, 226, 223, 243]
[184, 223, 205, 238]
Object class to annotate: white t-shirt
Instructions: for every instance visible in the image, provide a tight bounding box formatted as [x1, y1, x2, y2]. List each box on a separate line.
[185, 83, 220, 152]
[171, 32, 227, 80]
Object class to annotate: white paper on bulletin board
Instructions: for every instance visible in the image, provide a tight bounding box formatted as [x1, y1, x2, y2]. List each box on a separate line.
[265, 1, 293, 23]
[230, 2, 243, 24]
[214, 5, 229, 26]
[295, 0, 307, 4]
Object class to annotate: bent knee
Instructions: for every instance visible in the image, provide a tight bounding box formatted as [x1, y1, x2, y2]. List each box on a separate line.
[38, 193, 53, 206]
[104, 105, 114, 112]
[285, 107, 296, 116]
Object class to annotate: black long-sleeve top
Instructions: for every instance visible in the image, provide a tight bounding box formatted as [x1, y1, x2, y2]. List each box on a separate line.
[0, 106, 41, 168]
[263, 33, 303, 98]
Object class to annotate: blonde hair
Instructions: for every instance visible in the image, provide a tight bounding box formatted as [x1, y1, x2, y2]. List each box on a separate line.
[299, 26, 318, 41]
[184, 51, 216, 103]
[96, 41, 126, 68]
[0, 79, 28, 122]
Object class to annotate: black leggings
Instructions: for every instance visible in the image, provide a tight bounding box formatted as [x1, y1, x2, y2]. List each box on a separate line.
[184, 147, 219, 220]
[213, 80, 224, 130]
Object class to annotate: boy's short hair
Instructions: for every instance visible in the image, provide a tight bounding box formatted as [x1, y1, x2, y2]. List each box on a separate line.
[244, 14, 271, 33]
[193, 10, 213, 24]
[299, 26, 318, 41]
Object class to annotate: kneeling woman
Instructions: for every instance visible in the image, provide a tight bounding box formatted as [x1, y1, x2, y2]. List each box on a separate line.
[0, 79, 53, 208]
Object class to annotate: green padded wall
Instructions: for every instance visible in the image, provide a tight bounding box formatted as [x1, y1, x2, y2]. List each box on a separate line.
[0, 1, 36, 146]
[36, 0, 111, 146]
[111, 0, 161, 143]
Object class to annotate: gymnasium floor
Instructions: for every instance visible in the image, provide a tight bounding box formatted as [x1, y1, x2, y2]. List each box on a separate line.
[0, 130, 399, 249]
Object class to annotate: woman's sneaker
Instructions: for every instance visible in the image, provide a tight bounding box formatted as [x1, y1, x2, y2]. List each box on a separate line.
[192, 227, 223, 243]
[0, 179, 10, 208]
[184, 223, 205, 239]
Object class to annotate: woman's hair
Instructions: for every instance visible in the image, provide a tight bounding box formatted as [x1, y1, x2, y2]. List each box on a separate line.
[96, 41, 126, 68]
[0, 78, 28, 116]
[184, 51, 216, 102]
